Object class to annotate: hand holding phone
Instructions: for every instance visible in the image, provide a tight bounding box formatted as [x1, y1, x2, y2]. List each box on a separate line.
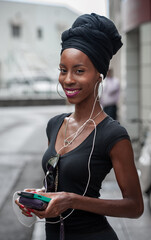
[17, 191, 51, 211]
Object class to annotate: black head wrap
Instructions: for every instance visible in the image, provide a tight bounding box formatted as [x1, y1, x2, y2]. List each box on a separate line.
[61, 13, 123, 78]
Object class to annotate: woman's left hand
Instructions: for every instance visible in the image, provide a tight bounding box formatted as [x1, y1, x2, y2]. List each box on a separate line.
[32, 192, 74, 219]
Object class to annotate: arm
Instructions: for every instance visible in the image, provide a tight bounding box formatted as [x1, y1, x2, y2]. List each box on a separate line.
[71, 139, 144, 218]
[34, 139, 144, 219]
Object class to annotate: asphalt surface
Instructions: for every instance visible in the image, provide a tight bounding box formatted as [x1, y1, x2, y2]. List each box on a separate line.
[0, 105, 151, 240]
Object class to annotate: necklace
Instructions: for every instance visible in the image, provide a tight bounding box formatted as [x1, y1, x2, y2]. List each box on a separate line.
[55, 109, 103, 192]
[47, 102, 103, 235]
[64, 109, 103, 146]
[55, 109, 103, 193]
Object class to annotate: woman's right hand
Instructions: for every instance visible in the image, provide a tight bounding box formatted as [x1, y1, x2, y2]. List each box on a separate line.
[15, 188, 45, 217]
[15, 198, 33, 217]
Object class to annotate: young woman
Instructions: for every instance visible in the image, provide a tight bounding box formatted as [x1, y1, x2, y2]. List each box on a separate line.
[16, 13, 144, 240]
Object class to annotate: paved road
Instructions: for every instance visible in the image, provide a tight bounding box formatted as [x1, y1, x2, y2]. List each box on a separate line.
[0, 105, 73, 240]
[0, 105, 151, 240]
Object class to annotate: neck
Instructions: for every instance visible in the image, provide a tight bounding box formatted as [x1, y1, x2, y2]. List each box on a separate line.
[73, 99, 102, 122]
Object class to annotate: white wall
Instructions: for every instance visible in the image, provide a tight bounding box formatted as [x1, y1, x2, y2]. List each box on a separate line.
[122, 29, 141, 160]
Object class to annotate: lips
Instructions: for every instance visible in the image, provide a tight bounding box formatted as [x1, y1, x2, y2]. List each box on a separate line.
[64, 88, 80, 97]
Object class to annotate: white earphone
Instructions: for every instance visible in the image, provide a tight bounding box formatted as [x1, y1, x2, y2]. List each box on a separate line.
[100, 73, 104, 80]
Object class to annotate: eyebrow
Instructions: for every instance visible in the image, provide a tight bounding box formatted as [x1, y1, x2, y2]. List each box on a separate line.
[59, 63, 85, 68]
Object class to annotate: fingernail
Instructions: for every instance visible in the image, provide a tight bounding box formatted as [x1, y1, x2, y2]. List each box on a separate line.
[28, 208, 34, 213]
[26, 211, 31, 214]
[28, 214, 33, 217]
[20, 205, 24, 208]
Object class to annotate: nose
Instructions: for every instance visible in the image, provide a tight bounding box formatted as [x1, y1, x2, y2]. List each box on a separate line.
[64, 72, 76, 85]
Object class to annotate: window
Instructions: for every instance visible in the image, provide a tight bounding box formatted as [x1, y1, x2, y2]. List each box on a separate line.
[37, 28, 43, 39]
[11, 24, 21, 38]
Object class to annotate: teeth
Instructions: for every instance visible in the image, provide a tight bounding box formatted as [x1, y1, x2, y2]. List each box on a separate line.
[66, 90, 78, 94]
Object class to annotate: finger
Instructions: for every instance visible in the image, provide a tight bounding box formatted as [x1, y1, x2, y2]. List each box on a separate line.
[33, 210, 45, 219]
[15, 199, 22, 208]
[15, 199, 19, 206]
[20, 205, 33, 217]
[38, 192, 57, 198]
[15, 198, 34, 217]
[22, 211, 33, 217]
[19, 204, 25, 210]
[24, 188, 36, 192]
[35, 188, 45, 193]
[27, 208, 35, 213]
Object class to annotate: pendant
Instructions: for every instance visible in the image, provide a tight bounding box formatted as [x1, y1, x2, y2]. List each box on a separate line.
[64, 139, 71, 145]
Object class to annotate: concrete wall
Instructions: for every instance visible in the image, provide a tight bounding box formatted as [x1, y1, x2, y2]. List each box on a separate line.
[140, 22, 151, 123]
[109, 0, 122, 81]
[126, 30, 140, 122]
[108, 0, 123, 120]
[122, 29, 141, 159]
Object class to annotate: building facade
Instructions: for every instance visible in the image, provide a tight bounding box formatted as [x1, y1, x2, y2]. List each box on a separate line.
[122, 0, 151, 158]
[0, 0, 78, 86]
[109, 0, 151, 159]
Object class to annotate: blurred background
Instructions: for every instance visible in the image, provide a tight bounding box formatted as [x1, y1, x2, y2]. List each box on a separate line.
[0, 0, 106, 102]
[0, 0, 151, 239]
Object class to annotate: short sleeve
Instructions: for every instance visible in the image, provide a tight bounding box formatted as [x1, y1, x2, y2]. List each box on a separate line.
[105, 120, 130, 155]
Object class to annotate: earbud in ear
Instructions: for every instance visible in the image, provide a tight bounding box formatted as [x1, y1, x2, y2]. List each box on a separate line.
[100, 73, 104, 80]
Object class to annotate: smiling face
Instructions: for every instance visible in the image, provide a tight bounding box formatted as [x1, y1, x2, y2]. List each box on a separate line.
[59, 48, 100, 105]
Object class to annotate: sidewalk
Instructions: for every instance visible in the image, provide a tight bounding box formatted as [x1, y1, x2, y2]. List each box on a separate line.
[0, 155, 25, 210]
[102, 176, 151, 240]
[31, 170, 151, 240]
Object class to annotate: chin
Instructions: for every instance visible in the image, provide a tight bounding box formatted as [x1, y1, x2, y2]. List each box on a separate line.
[66, 98, 76, 104]
[66, 96, 81, 105]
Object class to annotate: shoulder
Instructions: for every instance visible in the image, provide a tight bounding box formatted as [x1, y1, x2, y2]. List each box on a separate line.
[47, 113, 69, 126]
[97, 116, 130, 154]
[46, 113, 71, 140]
[98, 116, 129, 134]
[104, 116, 129, 136]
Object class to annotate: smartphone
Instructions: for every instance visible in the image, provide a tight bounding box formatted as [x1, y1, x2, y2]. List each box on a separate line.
[17, 191, 51, 211]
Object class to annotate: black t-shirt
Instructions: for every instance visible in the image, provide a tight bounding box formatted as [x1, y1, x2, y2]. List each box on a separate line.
[42, 114, 130, 233]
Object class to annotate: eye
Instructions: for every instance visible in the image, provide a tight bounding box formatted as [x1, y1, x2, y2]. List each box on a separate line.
[58, 68, 67, 74]
[76, 69, 84, 74]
